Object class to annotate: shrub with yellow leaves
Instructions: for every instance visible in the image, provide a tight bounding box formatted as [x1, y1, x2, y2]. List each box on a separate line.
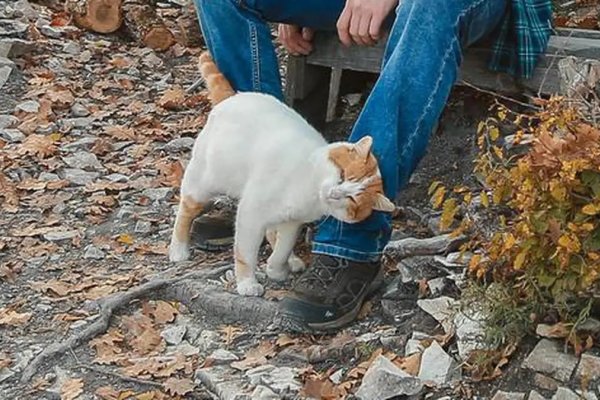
[471, 97, 600, 334]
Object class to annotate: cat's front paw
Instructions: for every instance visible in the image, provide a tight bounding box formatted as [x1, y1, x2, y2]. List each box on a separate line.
[266, 262, 290, 282]
[236, 279, 265, 297]
[169, 240, 190, 262]
[288, 255, 306, 273]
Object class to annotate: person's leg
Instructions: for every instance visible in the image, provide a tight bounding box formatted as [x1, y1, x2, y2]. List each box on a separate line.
[282, 0, 508, 332]
[194, 0, 345, 100]
[312, 0, 509, 262]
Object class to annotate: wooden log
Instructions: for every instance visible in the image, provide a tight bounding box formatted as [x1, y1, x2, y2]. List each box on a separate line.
[123, 0, 175, 51]
[65, 0, 123, 33]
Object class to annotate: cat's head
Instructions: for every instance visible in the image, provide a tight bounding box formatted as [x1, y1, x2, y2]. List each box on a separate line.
[320, 136, 396, 223]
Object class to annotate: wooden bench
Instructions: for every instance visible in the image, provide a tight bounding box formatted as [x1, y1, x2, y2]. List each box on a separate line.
[284, 28, 600, 123]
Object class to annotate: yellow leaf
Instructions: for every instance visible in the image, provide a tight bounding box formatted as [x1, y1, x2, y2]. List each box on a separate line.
[480, 191, 490, 208]
[489, 126, 500, 141]
[430, 186, 446, 209]
[514, 250, 527, 270]
[558, 234, 581, 253]
[440, 198, 458, 231]
[477, 121, 486, 135]
[117, 233, 134, 245]
[550, 182, 567, 202]
[582, 204, 600, 216]
[428, 180, 442, 196]
[134, 391, 156, 400]
[492, 145, 503, 159]
[469, 254, 482, 272]
[49, 133, 62, 142]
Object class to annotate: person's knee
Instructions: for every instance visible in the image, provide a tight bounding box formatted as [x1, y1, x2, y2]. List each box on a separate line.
[395, 0, 461, 27]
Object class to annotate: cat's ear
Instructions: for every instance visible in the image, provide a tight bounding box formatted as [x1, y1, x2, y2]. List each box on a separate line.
[373, 193, 396, 213]
[354, 136, 373, 160]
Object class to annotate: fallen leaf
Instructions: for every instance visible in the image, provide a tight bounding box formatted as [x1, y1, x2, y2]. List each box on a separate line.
[163, 377, 195, 396]
[95, 386, 120, 400]
[117, 234, 135, 245]
[152, 301, 178, 324]
[394, 352, 421, 376]
[18, 134, 57, 158]
[157, 87, 185, 110]
[0, 308, 32, 326]
[60, 378, 83, 400]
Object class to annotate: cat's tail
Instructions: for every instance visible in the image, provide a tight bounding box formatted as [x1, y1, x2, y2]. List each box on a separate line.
[199, 52, 236, 106]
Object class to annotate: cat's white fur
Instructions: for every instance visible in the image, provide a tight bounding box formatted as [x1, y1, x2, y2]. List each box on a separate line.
[169, 92, 392, 296]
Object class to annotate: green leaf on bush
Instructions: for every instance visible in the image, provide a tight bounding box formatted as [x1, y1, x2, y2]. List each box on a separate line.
[584, 228, 600, 252]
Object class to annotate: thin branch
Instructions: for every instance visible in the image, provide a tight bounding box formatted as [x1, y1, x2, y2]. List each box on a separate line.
[459, 80, 540, 110]
[75, 363, 164, 388]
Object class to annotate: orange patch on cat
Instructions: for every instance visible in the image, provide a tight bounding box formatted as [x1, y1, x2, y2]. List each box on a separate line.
[328, 141, 388, 221]
[234, 247, 252, 280]
[174, 196, 204, 242]
[199, 52, 235, 106]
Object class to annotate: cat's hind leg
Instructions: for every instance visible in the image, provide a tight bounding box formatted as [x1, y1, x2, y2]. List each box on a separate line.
[265, 223, 303, 282]
[234, 202, 267, 296]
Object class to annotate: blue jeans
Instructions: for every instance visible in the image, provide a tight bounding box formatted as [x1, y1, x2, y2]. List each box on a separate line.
[196, 0, 507, 262]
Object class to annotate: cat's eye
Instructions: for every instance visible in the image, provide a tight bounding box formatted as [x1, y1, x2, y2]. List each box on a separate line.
[338, 171, 345, 184]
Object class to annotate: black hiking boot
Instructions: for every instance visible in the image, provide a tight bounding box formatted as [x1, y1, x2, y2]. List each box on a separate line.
[278, 254, 383, 333]
[190, 198, 235, 252]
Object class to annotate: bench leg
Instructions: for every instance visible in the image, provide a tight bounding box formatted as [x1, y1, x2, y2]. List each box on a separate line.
[285, 56, 330, 128]
[326, 67, 343, 122]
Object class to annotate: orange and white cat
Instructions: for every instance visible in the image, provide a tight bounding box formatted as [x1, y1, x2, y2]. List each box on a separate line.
[169, 53, 395, 297]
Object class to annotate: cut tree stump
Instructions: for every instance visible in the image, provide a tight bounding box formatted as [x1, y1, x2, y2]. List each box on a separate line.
[65, 0, 123, 34]
[123, 0, 175, 51]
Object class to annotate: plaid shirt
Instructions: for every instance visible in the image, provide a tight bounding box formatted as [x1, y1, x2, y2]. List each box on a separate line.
[488, 0, 554, 79]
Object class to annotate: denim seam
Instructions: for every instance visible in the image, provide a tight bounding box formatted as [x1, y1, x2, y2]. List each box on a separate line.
[312, 243, 382, 261]
[398, 0, 488, 163]
[249, 23, 261, 91]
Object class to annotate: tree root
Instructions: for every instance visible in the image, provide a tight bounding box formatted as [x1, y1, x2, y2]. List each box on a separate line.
[20, 262, 232, 384]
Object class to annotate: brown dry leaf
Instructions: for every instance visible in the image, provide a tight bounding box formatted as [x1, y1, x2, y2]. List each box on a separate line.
[0, 173, 19, 212]
[300, 376, 338, 399]
[157, 87, 185, 110]
[0, 352, 12, 369]
[18, 134, 57, 158]
[89, 329, 124, 364]
[264, 289, 288, 301]
[395, 352, 421, 376]
[104, 125, 137, 141]
[231, 341, 277, 371]
[152, 301, 178, 324]
[275, 334, 299, 348]
[219, 325, 243, 346]
[536, 322, 571, 339]
[60, 378, 83, 400]
[46, 88, 74, 108]
[357, 300, 373, 320]
[30, 279, 73, 297]
[94, 386, 120, 400]
[157, 160, 183, 188]
[163, 377, 195, 396]
[0, 308, 32, 326]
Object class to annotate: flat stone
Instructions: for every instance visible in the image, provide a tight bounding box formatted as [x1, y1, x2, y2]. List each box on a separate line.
[70, 102, 89, 117]
[63, 137, 97, 151]
[0, 56, 14, 67]
[428, 277, 448, 296]
[43, 230, 79, 241]
[417, 296, 457, 333]
[405, 339, 425, 356]
[382, 276, 419, 300]
[142, 187, 173, 201]
[63, 42, 81, 55]
[161, 325, 186, 345]
[83, 245, 105, 260]
[250, 385, 278, 400]
[208, 349, 239, 363]
[62, 117, 95, 129]
[63, 168, 99, 185]
[134, 220, 152, 234]
[38, 24, 63, 39]
[260, 366, 301, 393]
[355, 355, 423, 400]
[246, 365, 276, 385]
[534, 373, 559, 391]
[578, 318, 600, 334]
[105, 173, 128, 182]
[0, 367, 15, 383]
[173, 341, 200, 357]
[165, 137, 195, 151]
[491, 391, 526, 400]
[522, 339, 578, 382]
[0, 38, 34, 58]
[62, 152, 102, 170]
[0, 65, 11, 89]
[528, 390, 547, 400]
[13, 349, 34, 372]
[0, 128, 24, 143]
[454, 307, 490, 360]
[576, 354, 600, 382]
[39, 172, 59, 181]
[0, 115, 18, 129]
[418, 341, 459, 387]
[552, 387, 585, 400]
[15, 100, 39, 113]
[196, 366, 250, 400]
[116, 206, 135, 220]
